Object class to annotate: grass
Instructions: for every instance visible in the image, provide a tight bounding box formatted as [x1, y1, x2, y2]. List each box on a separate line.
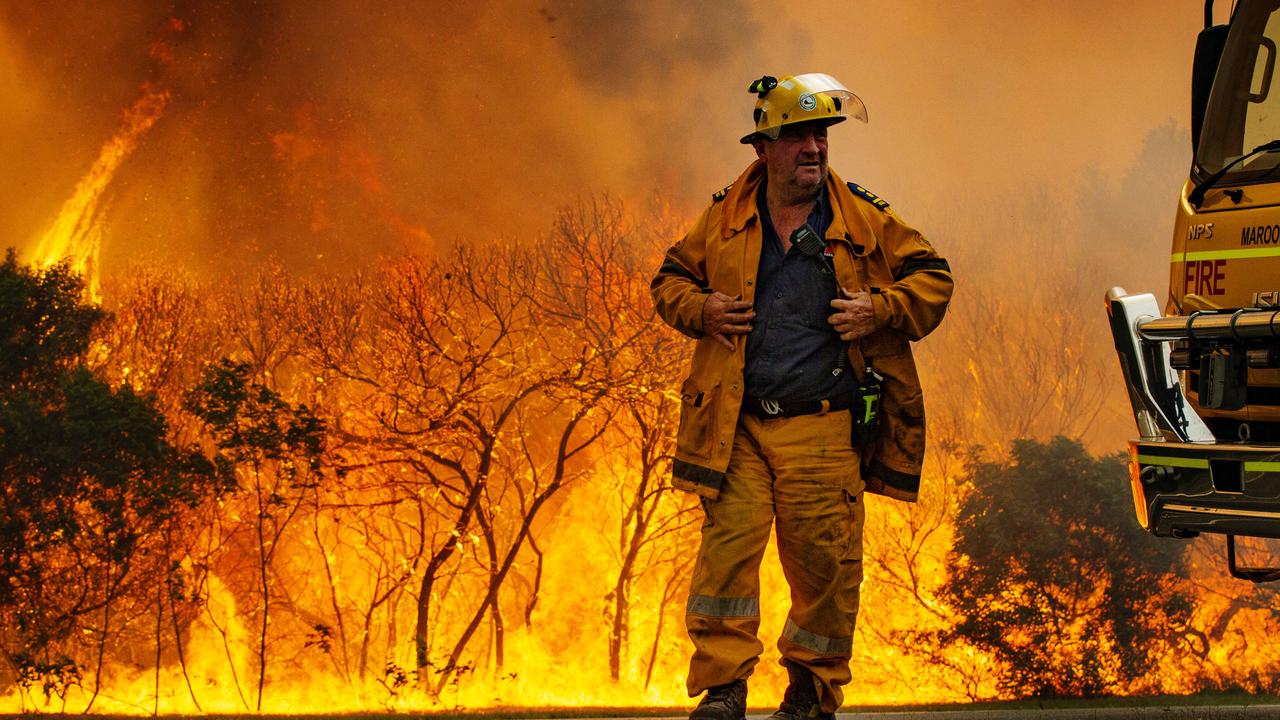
[18, 692, 1278, 719]
[853, 691, 1277, 712]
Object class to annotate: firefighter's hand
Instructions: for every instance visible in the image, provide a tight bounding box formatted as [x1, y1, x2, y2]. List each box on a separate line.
[702, 292, 754, 351]
[829, 287, 875, 341]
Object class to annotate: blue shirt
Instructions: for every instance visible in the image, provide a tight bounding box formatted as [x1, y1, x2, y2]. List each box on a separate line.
[743, 182, 856, 402]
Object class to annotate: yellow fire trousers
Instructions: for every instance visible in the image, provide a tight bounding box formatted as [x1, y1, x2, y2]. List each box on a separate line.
[685, 411, 864, 714]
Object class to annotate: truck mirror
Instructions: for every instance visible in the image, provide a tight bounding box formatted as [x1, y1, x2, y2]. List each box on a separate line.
[1193, 24, 1231, 151]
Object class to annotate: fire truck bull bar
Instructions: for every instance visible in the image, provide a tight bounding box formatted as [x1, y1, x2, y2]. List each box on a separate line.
[1105, 288, 1280, 580]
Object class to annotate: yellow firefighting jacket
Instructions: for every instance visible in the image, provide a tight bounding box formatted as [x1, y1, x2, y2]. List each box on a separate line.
[651, 160, 953, 502]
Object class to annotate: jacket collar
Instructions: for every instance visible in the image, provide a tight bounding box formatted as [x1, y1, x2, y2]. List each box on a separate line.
[720, 160, 878, 256]
[720, 160, 766, 236]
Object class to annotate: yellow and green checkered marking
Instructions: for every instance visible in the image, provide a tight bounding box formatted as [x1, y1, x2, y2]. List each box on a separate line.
[1174, 247, 1280, 262]
[1138, 454, 1280, 473]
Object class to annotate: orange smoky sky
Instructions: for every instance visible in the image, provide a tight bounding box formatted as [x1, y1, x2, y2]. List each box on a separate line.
[1, 1, 1205, 278]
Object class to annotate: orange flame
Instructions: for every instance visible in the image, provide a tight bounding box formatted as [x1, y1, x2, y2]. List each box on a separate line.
[31, 84, 170, 300]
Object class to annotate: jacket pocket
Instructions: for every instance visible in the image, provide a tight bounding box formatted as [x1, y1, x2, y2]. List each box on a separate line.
[677, 376, 720, 463]
[871, 354, 925, 475]
[700, 497, 715, 529]
[840, 488, 865, 564]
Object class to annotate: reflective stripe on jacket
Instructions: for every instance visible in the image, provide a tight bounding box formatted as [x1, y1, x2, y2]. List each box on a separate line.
[651, 160, 953, 502]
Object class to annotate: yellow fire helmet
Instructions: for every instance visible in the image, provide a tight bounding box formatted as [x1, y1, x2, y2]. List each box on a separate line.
[740, 73, 867, 144]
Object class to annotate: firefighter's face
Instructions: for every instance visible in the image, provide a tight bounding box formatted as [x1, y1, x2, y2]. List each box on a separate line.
[755, 122, 828, 196]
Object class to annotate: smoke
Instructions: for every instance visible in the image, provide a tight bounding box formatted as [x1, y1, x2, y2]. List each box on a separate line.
[1, 1, 1202, 280]
[551, 1, 759, 90]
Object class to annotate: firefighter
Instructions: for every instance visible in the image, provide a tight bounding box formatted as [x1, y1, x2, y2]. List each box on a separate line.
[651, 73, 953, 720]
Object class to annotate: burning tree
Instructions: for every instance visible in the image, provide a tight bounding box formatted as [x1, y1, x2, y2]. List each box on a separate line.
[185, 359, 327, 711]
[536, 196, 700, 684]
[0, 250, 226, 711]
[282, 239, 617, 697]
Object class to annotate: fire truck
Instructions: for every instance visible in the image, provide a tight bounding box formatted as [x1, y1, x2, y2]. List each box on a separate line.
[1106, 0, 1280, 581]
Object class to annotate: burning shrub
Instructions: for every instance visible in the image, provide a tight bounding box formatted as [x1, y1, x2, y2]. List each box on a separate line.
[936, 437, 1196, 698]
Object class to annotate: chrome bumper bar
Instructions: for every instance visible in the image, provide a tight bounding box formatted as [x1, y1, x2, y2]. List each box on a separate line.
[1134, 305, 1280, 342]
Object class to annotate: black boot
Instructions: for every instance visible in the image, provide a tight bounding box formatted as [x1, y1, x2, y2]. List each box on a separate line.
[689, 678, 747, 720]
[769, 661, 834, 720]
